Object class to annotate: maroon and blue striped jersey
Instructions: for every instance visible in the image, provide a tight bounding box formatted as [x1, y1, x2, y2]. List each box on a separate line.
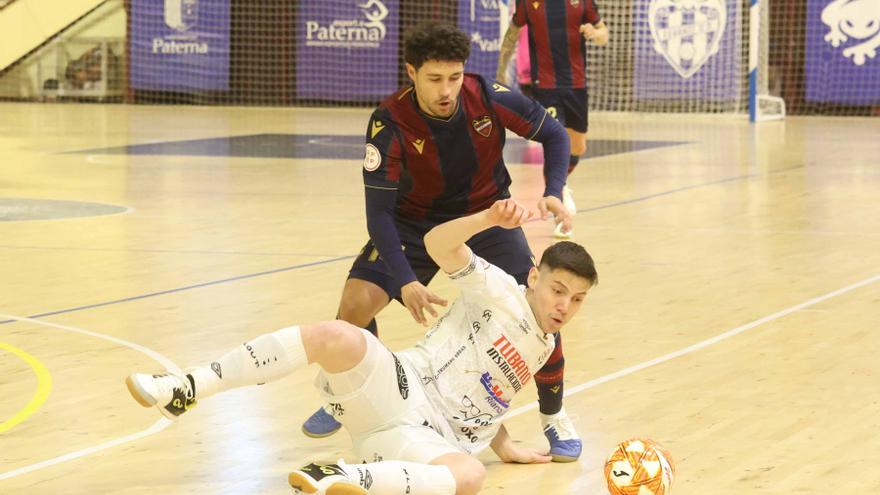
[512, 0, 602, 89]
[363, 74, 561, 223]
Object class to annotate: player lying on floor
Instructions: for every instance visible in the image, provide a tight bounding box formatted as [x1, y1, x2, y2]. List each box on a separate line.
[126, 198, 598, 495]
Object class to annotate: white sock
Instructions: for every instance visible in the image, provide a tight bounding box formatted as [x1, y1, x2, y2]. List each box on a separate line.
[188, 325, 307, 398]
[341, 461, 456, 495]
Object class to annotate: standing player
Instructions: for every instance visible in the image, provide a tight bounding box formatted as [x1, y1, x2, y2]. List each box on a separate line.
[126, 199, 599, 495]
[496, 0, 610, 238]
[300, 23, 583, 462]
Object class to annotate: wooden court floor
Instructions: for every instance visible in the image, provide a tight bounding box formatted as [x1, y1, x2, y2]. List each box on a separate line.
[0, 103, 878, 494]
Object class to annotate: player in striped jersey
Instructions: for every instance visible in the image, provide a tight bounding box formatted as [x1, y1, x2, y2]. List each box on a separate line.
[497, 0, 610, 238]
[298, 22, 583, 461]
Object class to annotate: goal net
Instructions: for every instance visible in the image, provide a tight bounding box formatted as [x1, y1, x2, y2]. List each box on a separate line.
[0, 0, 877, 116]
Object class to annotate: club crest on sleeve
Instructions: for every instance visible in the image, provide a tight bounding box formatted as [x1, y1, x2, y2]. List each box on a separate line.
[363, 143, 381, 171]
[472, 116, 493, 137]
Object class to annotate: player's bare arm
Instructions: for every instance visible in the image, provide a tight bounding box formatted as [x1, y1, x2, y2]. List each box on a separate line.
[424, 199, 534, 275]
[495, 24, 522, 85]
[580, 20, 610, 46]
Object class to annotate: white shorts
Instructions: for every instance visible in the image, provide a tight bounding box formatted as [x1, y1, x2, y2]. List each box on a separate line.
[314, 329, 463, 464]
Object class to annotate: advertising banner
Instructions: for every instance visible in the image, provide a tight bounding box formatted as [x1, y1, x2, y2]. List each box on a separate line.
[296, 0, 399, 101]
[130, 0, 230, 91]
[805, 0, 880, 105]
[634, 0, 742, 101]
[459, 0, 506, 80]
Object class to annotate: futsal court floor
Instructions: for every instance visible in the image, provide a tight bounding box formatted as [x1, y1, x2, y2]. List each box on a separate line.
[0, 103, 878, 494]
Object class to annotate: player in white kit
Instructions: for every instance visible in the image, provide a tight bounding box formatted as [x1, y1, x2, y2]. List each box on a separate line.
[126, 199, 598, 495]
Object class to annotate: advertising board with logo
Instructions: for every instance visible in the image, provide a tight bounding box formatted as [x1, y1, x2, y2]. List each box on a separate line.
[634, 0, 741, 101]
[130, 0, 230, 91]
[296, 0, 399, 101]
[805, 0, 880, 104]
[459, 0, 507, 79]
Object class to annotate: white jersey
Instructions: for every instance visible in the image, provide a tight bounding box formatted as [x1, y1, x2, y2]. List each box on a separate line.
[399, 254, 556, 454]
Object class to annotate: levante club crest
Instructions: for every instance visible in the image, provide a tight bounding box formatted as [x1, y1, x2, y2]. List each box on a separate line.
[472, 116, 493, 137]
[648, 0, 727, 79]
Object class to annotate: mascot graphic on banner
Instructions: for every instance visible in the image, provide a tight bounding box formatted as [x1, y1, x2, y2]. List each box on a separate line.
[361, 0, 389, 39]
[821, 0, 880, 66]
[165, 0, 198, 32]
[649, 0, 727, 79]
[305, 0, 389, 48]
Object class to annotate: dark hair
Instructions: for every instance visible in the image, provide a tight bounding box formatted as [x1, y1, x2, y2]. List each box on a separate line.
[538, 241, 598, 287]
[404, 22, 471, 69]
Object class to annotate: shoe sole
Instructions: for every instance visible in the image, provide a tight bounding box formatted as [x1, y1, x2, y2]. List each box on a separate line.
[550, 453, 580, 463]
[125, 375, 156, 408]
[300, 424, 342, 439]
[288, 472, 367, 495]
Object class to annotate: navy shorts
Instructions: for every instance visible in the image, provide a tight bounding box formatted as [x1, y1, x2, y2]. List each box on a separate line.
[348, 218, 536, 301]
[533, 87, 588, 134]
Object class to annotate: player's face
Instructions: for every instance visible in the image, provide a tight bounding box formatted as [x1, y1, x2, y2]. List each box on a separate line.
[526, 266, 591, 334]
[406, 60, 465, 118]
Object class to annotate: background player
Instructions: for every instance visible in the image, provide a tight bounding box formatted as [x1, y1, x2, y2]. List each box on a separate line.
[302, 23, 584, 462]
[126, 199, 598, 495]
[496, 0, 610, 238]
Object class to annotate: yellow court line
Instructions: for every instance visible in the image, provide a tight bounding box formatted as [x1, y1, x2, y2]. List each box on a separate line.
[0, 342, 52, 434]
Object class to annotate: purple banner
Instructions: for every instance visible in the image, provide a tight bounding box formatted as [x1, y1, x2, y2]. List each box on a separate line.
[805, 0, 880, 105]
[634, 0, 741, 101]
[296, 0, 399, 101]
[130, 0, 230, 91]
[459, 0, 503, 80]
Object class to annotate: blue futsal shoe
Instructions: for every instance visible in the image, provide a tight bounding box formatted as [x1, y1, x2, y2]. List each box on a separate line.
[542, 409, 582, 463]
[302, 406, 342, 438]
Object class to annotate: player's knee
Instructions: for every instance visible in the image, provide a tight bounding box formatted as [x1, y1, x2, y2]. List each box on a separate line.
[302, 320, 365, 364]
[571, 138, 587, 156]
[337, 281, 386, 326]
[336, 297, 372, 327]
[452, 458, 486, 495]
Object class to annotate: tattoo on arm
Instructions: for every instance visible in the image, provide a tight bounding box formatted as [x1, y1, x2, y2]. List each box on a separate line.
[496, 25, 522, 81]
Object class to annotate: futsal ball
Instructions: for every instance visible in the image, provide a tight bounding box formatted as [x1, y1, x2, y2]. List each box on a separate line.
[604, 438, 675, 495]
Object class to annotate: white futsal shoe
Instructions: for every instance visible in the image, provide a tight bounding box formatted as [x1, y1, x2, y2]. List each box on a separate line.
[542, 409, 583, 463]
[126, 372, 197, 420]
[562, 185, 577, 215]
[288, 461, 367, 495]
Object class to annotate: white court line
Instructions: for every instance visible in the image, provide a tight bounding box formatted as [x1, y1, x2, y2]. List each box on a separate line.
[0, 418, 171, 481]
[1, 273, 878, 480]
[506, 273, 880, 419]
[0, 313, 180, 482]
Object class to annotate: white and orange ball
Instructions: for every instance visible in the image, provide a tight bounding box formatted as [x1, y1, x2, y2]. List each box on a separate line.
[604, 438, 675, 495]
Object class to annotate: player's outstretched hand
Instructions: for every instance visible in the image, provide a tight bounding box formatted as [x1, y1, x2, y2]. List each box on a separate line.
[491, 424, 553, 464]
[494, 439, 553, 464]
[401, 281, 448, 326]
[487, 199, 534, 229]
[537, 195, 573, 234]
